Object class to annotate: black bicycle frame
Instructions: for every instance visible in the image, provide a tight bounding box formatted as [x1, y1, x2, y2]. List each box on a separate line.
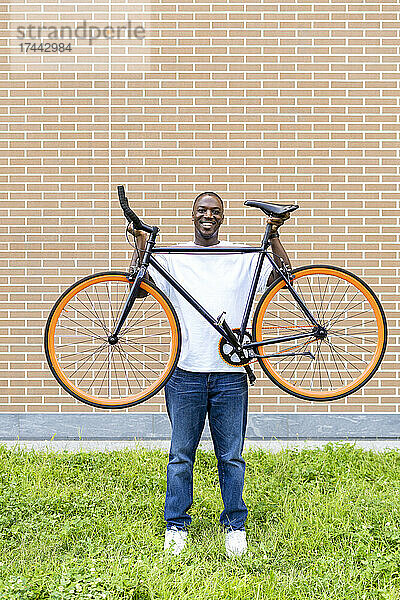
[111, 222, 321, 357]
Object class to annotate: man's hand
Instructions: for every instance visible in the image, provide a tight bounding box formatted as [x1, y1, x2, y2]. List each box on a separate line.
[128, 225, 147, 271]
[128, 226, 149, 296]
[267, 213, 290, 236]
[127, 223, 148, 240]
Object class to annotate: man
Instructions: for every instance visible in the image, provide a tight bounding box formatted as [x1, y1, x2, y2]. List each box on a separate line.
[129, 192, 291, 557]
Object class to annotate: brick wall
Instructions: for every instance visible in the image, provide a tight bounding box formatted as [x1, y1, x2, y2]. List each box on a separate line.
[2, 0, 399, 415]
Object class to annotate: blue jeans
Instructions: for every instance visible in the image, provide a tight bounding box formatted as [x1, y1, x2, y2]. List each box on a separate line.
[164, 367, 248, 531]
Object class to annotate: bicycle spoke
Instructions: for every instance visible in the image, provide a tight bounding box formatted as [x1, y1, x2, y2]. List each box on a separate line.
[110, 347, 121, 398]
[56, 340, 101, 349]
[324, 339, 354, 378]
[329, 340, 368, 365]
[56, 324, 106, 343]
[317, 342, 323, 390]
[98, 347, 112, 396]
[285, 345, 314, 380]
[63, 343, 107, 370]
[330, 324, 378, 335]
[121, 309, 166, 337]
[293, 279, 311, 316]
[326, 340, 345, 386]
[105, 282, 116, 328]
[116, 283, 119, 324]
[74, 298, 109, 334]
[58, 314, 106, 342]
[94, 286, 108, 333]
[319, 346, 333, 389]
[87, 349, 113, 393]
[327, 297, 367, 328]
[269, 298, 310, 324]
[279, 340, 312, 376]
[115, 345, 133, 395]
[310, 340, 322, 389]
[124, 340, 169, 355]
[317, 276, 323, 321]
[120, 329, 171, 342]
[324, 284, 352, 326]
[60, 346, 106, 360]
[328, 308, 373, 328]
[113, 285, 130, 328]
[333, 333, 377, 345]
[117, 346, 155, 383]
[329, 331, 376, 354]
[279, 286, 307, 316]
[78, 294, 109, 335]
[261, 313, 309, 331]
[297, 352, 316, 387]
[120, 340, 166, 372]
[84, 290, 109, 334]
[119, 348, 146, 390]
[317, 276, 331, 323]
[75, 345, 108, 383]
[306, 275, 322, 323]
[329, 330, 377, 343]
[118, 297, 154, 336]
[320, 278, 341, 323]
[326, 341, 364, 372]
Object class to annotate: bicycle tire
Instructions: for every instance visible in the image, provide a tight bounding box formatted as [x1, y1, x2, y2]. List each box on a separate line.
[44, 271, 181, 409]
[252, 265, 387, 402]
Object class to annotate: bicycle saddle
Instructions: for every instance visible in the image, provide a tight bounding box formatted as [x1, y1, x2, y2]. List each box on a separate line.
[244, 200, 299, 217]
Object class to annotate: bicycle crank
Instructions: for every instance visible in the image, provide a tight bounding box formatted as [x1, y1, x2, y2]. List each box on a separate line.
[218, 328, 254, 367]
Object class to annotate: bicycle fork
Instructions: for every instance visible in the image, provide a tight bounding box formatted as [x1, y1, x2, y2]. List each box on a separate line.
[107, 267, 146, 345]
[109, 227, 158, 345]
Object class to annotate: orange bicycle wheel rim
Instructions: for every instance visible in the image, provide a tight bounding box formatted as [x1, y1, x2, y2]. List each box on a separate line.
[254, 266, 386, 401]
[45, 273, 180, 408]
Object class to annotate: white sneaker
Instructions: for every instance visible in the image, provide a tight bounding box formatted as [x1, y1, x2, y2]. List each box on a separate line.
[164, 526, 188, 556]
[225, 529, 247, 557]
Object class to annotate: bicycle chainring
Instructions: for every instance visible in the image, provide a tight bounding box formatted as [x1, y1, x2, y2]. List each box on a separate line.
[218, 328, 253, 367]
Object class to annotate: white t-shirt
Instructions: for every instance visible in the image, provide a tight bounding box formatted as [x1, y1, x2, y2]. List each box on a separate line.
[148, 241, 272, 373]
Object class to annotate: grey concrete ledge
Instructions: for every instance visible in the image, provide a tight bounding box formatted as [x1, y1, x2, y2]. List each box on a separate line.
[1, 413, 400, 441]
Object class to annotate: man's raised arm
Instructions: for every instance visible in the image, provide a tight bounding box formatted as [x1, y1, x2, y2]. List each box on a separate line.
[127, 225, 152, 296]
[128, 225, 147, 276]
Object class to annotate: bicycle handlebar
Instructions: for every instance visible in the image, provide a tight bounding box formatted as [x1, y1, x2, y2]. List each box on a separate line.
[117, 185, 154, 234]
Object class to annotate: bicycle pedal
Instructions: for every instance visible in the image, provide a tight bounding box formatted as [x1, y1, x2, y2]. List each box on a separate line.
[244, 365, 256, 385]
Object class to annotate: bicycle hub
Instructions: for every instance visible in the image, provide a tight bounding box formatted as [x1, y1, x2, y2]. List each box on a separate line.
[313, 326, 328, 340]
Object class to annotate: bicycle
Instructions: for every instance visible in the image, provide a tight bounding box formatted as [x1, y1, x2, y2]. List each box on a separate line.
[44, 185, 387, 409]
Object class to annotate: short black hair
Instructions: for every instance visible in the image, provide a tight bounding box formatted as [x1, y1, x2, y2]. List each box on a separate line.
[192, 191, 224, 212]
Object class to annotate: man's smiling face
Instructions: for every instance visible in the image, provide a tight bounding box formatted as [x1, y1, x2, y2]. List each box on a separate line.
[192, 194, 224, 242]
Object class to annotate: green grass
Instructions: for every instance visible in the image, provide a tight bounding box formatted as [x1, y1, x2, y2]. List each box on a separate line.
[1, 443, 400, 600]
